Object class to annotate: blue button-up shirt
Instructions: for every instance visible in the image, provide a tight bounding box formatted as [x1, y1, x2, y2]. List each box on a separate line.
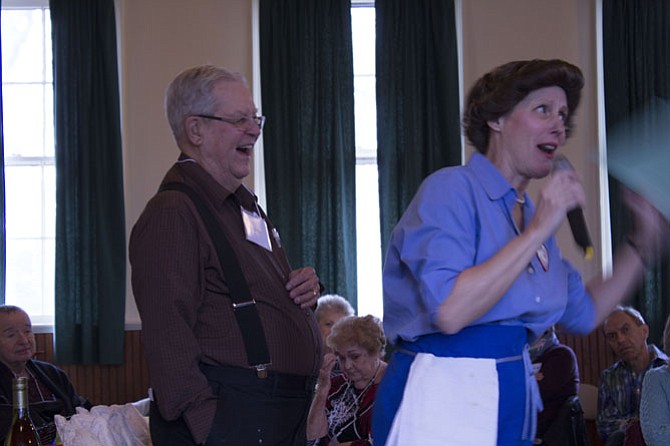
[383, 153, 596, 345]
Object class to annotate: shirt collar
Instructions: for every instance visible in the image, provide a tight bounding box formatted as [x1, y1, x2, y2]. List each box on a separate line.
[467, 152, 526, 205]
[612, 344, 669, 372]
[649, 344, 669, 364]
[233, 184, 260, 213]
[173, 154, 236, 205]
[175, 154, 259, 211]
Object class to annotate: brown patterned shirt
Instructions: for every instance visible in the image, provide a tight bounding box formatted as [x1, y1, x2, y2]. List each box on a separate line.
[130, 158, 322, 444]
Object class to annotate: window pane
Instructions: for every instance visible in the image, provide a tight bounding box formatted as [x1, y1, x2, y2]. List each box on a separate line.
[2, 5, 55, 324]
[5, 239, 48, 314]
[5, 166, 46, 238]
[44, 85, 55, 156]
[44, 165, 56, 238]
[1, 9, 47, 83]
[354, 75, 377, 158]
[355, 164, 383, 318]
[41, 238, 56, 316]
[44, 11, 53, 83]
[2, 83, 49, 156]
[352, 6, 382, 319]
[352, 7, 375, 76]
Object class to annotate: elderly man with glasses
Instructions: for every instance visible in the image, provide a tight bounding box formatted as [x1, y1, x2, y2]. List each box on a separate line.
[130, 65, 323, 446]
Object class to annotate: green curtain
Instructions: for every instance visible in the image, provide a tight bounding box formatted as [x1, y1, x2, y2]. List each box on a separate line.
[259, 0, 358, 308]
[0, 3, 5, 304]
[376, 0, 461, 256]
[50, 0, 126, 364]
[603, 0, 670, 344]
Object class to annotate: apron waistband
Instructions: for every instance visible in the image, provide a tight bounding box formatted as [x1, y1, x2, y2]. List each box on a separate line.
[395, 347, 522, 364]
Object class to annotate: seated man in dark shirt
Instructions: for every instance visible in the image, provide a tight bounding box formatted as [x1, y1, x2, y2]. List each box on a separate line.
[530, 325, 580, 444]
[0, 305, 91, 444]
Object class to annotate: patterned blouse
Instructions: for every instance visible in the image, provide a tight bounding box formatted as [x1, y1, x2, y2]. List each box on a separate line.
[310, 374, 378, 446]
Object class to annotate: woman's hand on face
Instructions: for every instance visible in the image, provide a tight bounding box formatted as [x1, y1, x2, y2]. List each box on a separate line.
[623, 187, 669, 263]
[316, 352, 337, 394]
[527, 169, 586, 238]
[321, 352, 338, 374]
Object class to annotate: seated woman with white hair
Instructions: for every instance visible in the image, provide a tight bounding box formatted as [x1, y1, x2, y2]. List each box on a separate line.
[315, 294, 355, 378]
[315, 294, 355, 346]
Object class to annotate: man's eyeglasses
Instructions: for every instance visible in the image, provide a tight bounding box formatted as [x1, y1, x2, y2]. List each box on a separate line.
[195, 114, 266, 130]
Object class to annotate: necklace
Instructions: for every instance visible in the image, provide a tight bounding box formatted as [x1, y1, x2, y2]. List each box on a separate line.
[515, 195, 526, 205]
[328, 362, 381, 440]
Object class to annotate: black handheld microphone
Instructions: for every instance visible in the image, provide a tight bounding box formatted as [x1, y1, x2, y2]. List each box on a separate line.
[552, 155, 594, 260]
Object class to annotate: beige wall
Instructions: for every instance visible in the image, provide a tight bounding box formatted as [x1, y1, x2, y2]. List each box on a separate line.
[118, 0, 255, 325]
[120, 1, 603, 325]
[461, 0, 603, 281]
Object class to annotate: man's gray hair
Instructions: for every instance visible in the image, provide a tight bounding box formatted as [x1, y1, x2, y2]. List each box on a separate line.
[0, 304, 26, 315]
[604, 305, 647, 329]
[165, 65, 247, 144]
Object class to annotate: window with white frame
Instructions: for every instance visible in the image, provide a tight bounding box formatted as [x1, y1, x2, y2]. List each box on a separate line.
[1, 0, 55, 325]
[352, 4, 383, 319]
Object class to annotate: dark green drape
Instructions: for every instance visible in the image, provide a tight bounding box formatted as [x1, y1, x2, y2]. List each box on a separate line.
[0, 3, 5, 304]
[603, 0, 670, 344]
[50, 0, 126, 364]
[376, 0, 461, 256]
[259, 0, 357, 308]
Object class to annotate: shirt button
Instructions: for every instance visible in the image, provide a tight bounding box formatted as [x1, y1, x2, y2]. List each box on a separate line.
[535, 296, 541, 303]
[527, 266, 535, 274]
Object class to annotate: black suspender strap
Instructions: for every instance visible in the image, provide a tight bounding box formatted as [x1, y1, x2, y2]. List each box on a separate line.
[159, 182, 271, 372]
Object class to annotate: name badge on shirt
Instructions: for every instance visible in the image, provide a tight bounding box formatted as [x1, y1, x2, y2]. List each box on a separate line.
[537, 244, 549, 271]
[241, 207, 273, 252]
[271, 227, 282, 248]
[532, 362, 542, 375]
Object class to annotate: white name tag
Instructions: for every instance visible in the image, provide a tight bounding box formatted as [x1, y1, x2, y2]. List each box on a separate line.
[241, 207, 272, 252]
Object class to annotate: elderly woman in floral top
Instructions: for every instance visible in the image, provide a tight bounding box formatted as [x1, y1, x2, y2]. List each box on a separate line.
[307, 315, 387, 446]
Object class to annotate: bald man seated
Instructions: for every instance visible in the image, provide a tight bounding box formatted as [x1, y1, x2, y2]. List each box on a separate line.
[0, 305, 91, 444]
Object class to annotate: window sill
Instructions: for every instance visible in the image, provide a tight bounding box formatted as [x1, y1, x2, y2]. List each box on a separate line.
[32, 322, 142, 334]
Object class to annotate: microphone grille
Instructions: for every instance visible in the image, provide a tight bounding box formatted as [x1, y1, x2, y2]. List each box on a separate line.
[552, 154, 574, 173]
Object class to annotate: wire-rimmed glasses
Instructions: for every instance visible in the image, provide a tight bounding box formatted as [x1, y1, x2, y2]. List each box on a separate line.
[195, 113, 266, 130]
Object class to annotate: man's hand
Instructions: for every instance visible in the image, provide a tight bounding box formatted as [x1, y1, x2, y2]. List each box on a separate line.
[286, 267, 321, 308]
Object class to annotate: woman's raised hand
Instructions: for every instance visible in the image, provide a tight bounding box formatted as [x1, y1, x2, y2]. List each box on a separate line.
[527, 169, 586, 239]
[623, 187, 669, 265]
